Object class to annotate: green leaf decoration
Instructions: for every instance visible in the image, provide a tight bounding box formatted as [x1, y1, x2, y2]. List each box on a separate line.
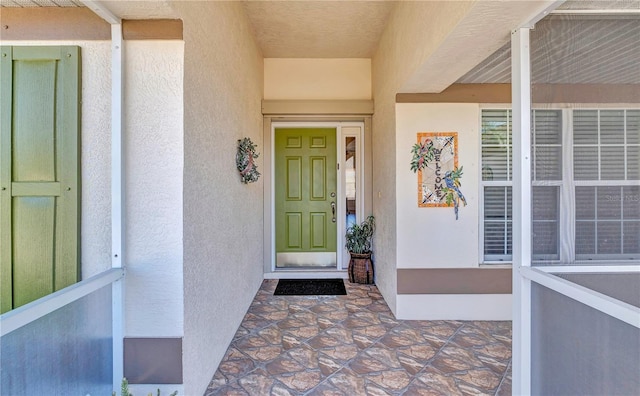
[441, 166, 467, 220]
[410, 140, 435, 173]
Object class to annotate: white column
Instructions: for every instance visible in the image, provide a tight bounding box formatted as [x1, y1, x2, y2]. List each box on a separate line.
[110, 22, 125, 391]
[511, 27, 533, 396]
[72, 2, 125, 390]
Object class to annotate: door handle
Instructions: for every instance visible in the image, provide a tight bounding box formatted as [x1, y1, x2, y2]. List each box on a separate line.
[331, 201, 336, 223]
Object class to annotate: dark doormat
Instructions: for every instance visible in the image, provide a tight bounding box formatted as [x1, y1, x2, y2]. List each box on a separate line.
[274, 278, 347, 296]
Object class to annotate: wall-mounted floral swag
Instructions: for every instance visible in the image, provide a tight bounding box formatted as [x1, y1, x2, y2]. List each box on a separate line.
[236, 137, 260, 184]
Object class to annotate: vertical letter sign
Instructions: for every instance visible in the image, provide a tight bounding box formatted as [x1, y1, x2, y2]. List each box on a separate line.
[417, 132, 458, 207]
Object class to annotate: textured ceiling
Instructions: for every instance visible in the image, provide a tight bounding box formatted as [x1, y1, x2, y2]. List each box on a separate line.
[98, 1, 177, 19]
[458, 15, 640, 84]
[0, 0, 83, 6]
[242, 0, 396, 58]
[0, 0, 394, 58]
[457, 0, 640, 84]
[0, 0, 177, 18]
[3, 0, 639, 86]
[558, 0, 640, 10]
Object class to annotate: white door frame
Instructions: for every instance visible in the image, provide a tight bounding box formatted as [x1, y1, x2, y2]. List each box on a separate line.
[268, 121, 365, 275]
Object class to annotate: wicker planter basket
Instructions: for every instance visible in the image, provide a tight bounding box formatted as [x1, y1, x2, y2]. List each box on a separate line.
[348, 252, 374, 284]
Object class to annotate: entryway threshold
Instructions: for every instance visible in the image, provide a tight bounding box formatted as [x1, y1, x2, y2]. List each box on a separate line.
[264, 270, 348, 280]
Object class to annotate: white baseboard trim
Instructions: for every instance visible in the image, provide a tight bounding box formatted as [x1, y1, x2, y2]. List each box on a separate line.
[396, 294, 512, 320]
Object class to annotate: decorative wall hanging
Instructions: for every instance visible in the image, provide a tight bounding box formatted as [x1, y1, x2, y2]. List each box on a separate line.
[411, 132, 466, 219]
[443, 166, 467, 220]
[236, 137, 260, 184]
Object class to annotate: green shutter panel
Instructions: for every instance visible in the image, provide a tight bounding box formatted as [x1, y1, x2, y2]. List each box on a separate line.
[1, 46, 12, 313]
[0, 46, 80, 313]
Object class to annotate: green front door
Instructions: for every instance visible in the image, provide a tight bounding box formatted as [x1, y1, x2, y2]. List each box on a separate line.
[0, 46, 80, 313]
[275, 128, 337, 268]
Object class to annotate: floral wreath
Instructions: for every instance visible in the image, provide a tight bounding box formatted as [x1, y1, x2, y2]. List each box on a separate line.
[236, 137, 260, 184]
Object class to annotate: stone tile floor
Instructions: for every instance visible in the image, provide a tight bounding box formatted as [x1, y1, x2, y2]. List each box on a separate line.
[205, 280, 512, 395]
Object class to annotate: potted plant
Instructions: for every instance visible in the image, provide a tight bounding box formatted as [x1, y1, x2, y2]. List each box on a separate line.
[345, 215, 375, 284]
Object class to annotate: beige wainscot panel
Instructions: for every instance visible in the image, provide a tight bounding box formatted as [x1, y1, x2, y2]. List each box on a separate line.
[264, 58, 371, 100]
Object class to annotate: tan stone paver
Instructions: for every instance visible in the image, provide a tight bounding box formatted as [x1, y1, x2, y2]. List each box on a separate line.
[205, 280, 512, 395]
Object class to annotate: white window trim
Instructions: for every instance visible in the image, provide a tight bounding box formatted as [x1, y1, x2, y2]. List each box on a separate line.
[340, 126, 364, 270]
[478, 105, 512, 264]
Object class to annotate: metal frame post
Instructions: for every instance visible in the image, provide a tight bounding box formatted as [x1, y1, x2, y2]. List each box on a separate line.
[110, 22, 125, 391]
[511, 26, 533, 396]
[83, 1, 125, 387]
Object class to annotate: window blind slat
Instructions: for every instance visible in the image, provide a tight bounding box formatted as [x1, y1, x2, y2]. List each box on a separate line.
[484, 185, 512, 258]
[598, 222, 622, 254]
[600, 110, 625, 144]
[532, 186, 559, 258]
[533, 222, 558, 255]
[532, 187, 558, 220]
[627, 146, 640, 180]
[623, 222, 640, 254]
[485, 223, 512, 255]
[597, 186, 622, 220]
[533, 110, 562, 144]
[482, 147, 509, 181]
[626, 110, 640, 144]
[600, 146, 625, 180]
[623, 186, 640, 220]
[576, 221, 596, 255]
[484, 187, 510, 218]
[574, 147, 599, 180]
[574, 110, 598, 144]
[482, 110, 510, 146]
[576, 186, 596, 220]
[534, 146, 562, 180]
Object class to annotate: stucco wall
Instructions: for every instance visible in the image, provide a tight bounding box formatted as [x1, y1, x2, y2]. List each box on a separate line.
[395, 103, 480, 268]
[264, 58, 371, 100]
[371, 1, 475, 315]
[173, 2, 265, 395]
[76, 42, 113, 279]
[124, 40, 184, 337]
[394, 103, 511, 320]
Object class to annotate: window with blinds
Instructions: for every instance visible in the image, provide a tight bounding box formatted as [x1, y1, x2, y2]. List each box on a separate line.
[481, 108, 638, 264]
[481, 110, 513, 261]
[573, 110, 640, 260]
[481, 109, 562, 262]
[531, 110, 562, 261]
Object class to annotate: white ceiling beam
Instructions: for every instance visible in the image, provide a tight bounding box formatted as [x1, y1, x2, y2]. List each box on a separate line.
[519, 0, 566, 28]
[80, 0, 121, 24]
